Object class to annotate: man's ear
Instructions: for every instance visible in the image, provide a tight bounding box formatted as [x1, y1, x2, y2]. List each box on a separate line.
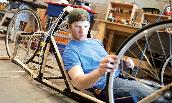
[68, 23, 70, 27]
[68, 23, 72, 32]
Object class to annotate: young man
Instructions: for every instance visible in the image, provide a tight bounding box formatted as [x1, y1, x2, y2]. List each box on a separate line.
[62, 8, 156, 102]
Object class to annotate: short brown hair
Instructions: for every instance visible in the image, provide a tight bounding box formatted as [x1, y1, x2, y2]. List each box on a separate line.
[68, 8, 90, 24]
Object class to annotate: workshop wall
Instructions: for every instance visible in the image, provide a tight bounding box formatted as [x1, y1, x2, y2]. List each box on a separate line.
[36, 0, 169, 20]
[90, 0, 169, 20]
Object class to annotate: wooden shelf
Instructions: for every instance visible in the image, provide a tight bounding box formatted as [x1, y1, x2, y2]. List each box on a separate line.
[106, 2, 137, 24]
[141, 13, 171, 24]
[111, 2, 134, 9]
[95, 19, 139, 53]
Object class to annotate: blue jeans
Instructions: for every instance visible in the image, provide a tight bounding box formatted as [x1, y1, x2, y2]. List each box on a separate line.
[90, 76, 170, 103]
[89, 77, 156, 102]
[113, 78, 156, 102]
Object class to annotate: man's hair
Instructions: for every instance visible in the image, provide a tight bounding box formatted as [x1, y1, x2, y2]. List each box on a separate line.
[68, 8, 90, 24]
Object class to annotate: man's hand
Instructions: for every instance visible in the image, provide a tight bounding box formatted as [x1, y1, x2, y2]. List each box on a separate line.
[98, 55, 120, 76]
[124, 57, 134, 69]
[120, 57, 135, 72]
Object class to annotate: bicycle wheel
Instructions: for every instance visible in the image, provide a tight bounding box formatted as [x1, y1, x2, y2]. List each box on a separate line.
[108, 20, 172, 103]
[5, 9, 42, 63]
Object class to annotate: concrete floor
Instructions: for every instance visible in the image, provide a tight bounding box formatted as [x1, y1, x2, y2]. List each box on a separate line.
[0, 39, 78, 103]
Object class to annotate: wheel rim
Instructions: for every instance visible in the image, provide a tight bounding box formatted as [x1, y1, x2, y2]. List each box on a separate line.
[6, 9, 41, 63]
[108, 20, 172, 103]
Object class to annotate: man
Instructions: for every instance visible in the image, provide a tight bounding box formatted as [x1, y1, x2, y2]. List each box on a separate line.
[62, 8, 155, 102]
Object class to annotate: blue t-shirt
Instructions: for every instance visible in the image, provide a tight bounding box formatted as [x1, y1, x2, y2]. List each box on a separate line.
[63, 39, 119, 90]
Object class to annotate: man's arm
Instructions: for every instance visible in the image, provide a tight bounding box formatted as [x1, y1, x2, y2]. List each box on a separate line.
[68, 65, 102, 90]
[68, 55, 120, 90]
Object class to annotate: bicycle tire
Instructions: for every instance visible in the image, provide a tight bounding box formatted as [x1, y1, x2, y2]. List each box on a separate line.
[108, 20, 172, 103]
[5, 9, 42, 63]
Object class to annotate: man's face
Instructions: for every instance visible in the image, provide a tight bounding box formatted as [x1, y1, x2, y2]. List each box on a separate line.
[69, 21, 90, 41]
